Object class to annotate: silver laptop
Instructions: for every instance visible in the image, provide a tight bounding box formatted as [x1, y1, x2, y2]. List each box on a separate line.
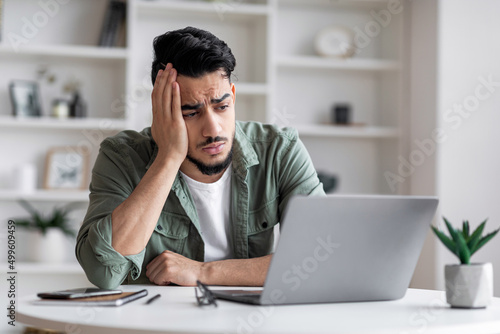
[212, 194, 439, 305]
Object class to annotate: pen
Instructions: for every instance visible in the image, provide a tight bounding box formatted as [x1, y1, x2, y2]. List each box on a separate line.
[145, 294, 161, 305]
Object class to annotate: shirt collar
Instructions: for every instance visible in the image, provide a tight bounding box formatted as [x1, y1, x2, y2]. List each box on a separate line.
[232, 121, 259, 178]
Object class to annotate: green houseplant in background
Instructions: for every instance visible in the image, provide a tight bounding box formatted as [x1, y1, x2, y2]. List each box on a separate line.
[15, 200, 77, 263]
[16, 200, 76, 237]
[432, 217, 499, 308]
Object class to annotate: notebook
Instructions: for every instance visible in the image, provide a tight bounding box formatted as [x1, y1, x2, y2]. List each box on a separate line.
[212, 194, 439, 305]
[33, 289, 148, 307]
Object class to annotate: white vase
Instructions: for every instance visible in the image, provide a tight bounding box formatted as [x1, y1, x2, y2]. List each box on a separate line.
[445, 263, 493, 308]
[25, 228, 67, 263]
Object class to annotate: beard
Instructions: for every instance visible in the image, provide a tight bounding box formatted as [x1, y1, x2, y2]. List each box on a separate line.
[187, 149, 233, 176]
[186, 133, 235, 176]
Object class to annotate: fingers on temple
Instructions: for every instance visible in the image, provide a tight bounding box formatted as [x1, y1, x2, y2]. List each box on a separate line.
[171, 81, 182, 121]
[152, 63, 173, 118]
[161, 68, 177, 118]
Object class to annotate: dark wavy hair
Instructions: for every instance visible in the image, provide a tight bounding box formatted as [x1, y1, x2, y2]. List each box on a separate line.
[151, 27, 236, 85]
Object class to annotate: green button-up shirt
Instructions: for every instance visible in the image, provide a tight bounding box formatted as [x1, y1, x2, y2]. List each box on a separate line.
[76, 121, 325, 289]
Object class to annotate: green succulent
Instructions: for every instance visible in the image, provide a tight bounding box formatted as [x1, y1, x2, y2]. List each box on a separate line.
[14, 200, 76, 238]
[431, 217, 499, 265]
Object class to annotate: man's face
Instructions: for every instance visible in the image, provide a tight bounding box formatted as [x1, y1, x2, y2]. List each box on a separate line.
[176, 70, 236, 179]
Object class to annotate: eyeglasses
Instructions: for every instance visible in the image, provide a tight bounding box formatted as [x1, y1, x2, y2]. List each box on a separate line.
[195, 280, 218, 307]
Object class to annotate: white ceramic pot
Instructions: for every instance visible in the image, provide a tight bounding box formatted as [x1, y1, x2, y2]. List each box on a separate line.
[24, 228, 67, 263]
[445, 263, 493, 308]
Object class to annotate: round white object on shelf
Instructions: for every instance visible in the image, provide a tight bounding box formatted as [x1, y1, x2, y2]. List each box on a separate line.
[314, 26, 356, 58]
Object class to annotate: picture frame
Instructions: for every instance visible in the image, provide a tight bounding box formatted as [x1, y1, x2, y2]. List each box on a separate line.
[43, 147, 89, 190]
[8, 80, 42, 117]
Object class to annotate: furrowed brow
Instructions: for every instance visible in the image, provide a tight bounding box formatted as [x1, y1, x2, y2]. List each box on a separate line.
[181, 93, 231, 111]
[210, 93, 231, 104]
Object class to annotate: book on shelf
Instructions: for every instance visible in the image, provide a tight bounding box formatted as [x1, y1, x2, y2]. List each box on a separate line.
[98, 0, 127, 48]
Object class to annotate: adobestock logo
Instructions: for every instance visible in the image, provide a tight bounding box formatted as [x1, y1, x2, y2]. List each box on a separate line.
[354, 0, 403, 48]
[212, 0, 245, 21]
[338, 0, 403, 57]
[111, 65, 153, 118]
[270, 106, 295, 128]
[385, 74, 500, 192]
[282, 235, 340, 291]
[7, 0, 73, 52]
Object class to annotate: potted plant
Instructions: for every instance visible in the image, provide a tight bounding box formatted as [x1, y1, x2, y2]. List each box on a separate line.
[15, 200, 77, 263]
[432, 217, 499, 308]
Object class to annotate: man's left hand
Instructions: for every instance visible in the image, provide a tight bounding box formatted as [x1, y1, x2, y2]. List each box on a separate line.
[146, 250, 203, 286]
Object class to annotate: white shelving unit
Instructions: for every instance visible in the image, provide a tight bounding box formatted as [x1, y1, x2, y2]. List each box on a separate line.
[0, 0, 130, 280]
[272, 0, 404, 194]
[0, 0, 408, 273]
[0, 0, 128, 197]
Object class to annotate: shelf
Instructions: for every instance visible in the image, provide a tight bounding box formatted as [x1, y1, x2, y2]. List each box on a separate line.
[278, 0, 392, 9]
[0, 190, 90, 202]
[0, 44, 128, 60]
[136, 0, 271, 17]
[277, 56, 400, 71]
[0, 116, 127, 131]
[294, 124, 399, 138]
[15, 262, 85, 275]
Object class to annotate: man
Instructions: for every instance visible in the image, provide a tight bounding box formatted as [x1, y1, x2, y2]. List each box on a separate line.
[76, 27, 324, 289]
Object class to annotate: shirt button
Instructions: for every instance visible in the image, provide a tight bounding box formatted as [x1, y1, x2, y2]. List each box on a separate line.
[157, 225, 163, 231]
[262, 222, 268, 228]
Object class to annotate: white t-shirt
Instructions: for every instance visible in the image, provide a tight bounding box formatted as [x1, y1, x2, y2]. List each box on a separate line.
[180, 165, 233, 262]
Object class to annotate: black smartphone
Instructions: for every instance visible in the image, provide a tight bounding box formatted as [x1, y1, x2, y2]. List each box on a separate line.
[37, 288, 122, 299]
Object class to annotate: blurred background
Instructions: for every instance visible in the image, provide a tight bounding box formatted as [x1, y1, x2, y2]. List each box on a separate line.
[1, 0, 500, 331]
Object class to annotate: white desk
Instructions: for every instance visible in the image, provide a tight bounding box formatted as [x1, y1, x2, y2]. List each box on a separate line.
[18, 286, 500, 334]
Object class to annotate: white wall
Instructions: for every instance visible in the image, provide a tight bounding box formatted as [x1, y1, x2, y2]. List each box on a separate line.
[436, 0, 500, 296]
[407, 0, 439, 290]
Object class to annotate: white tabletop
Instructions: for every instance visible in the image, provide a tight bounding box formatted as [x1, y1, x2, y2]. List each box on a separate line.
[18, 286, 500, 334]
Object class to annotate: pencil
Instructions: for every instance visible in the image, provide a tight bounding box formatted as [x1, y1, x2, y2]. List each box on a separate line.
[145, 294, 161, 305]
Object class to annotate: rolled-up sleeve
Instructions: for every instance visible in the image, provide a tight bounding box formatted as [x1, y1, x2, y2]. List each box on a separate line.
[77, 215, 145, 289]
[76, 137, 148, 289]
[277, 129, 326, 218]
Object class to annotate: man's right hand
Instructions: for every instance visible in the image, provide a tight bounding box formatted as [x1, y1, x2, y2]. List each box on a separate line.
[151, 63, 188, 165]
[111, 64, 188, 256]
